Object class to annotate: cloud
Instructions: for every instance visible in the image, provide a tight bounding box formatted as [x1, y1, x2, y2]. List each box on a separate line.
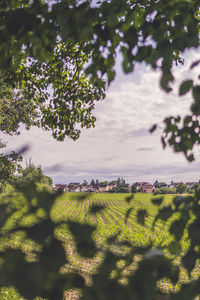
[137, 147, 154, 151]
[49, 160, 200, 184]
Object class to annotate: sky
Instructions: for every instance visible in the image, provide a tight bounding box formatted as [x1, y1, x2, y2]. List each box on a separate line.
[2, 48, 200, 184]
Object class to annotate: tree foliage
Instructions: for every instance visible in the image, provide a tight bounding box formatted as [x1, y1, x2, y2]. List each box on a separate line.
[0, 183, 84, 300]
[153, 187, 177, 195]
[175, 183, 188, 194]
[154, 182, 167, 189]
[1, 0, 200, 156]
[12, 161, 53, 188]
[0, 141, 22, 186]
[0, 39, 105, 141]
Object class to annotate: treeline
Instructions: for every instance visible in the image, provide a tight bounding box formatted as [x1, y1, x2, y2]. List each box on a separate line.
[1, 160, 52, 194]
[89, 178, 130, 193]
[153, 183, 200, 195]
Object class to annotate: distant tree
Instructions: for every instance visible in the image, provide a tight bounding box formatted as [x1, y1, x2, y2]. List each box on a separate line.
[109, 180, 117, 185]
[82, 180, 88, 187]
[154, 181, 167, 188]
[99, 181, 108, 187]
[154, 180, 158, 186]
[187, 188, 195, 194]
[188, 183, 200, 194]
[109, 186, 129, 193]
[117, 178, 121, 187]
[13, 162, 52, 189]
[95, 179, 99, 189]
[176, 183, 188, 194]
[116, 177, 126, 187]
[90, 179, 95, 187]
[108, 188, 117, 193]
[153, 187, 176, 195]
[117, 186, 129, 193]
[192, 183, 200, 190]
[131, 183, 137, 193]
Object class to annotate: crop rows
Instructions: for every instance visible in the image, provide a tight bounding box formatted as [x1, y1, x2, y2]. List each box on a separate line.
[52, 193, 177, 250]
[51, 192, 197, 299]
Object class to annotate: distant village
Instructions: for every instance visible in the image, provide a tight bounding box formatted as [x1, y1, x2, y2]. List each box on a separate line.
[52, 178, 200, 194]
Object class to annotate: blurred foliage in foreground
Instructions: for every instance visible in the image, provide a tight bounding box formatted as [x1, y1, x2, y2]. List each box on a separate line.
[0, 186, 200, 299]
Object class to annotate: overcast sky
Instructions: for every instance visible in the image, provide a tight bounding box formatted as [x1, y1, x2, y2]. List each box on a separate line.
[3, 48, 200, 184]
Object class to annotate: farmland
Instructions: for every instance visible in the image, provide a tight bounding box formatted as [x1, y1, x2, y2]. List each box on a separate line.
[0, 191, 199, 299]
[50, 192, 194, 299]
[52, 192, 175, 249]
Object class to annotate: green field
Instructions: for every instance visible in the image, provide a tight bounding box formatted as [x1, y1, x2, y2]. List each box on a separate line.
[52, 192, 176, 249]
[53, 192, 200, 297]
[1, 192, 198, 299]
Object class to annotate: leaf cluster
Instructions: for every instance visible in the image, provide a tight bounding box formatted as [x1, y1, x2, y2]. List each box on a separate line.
[1, 0, 200, 151]
[0, 183, 85, 299]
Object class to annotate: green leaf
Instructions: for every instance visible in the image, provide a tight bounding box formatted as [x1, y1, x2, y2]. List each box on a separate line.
[76, 193, 92, 201]
[158, 205, 173, 221]
[24, 219, 54, 244]
[192, 85, 200, 102]
[125, 207, 133, 223]
[179, 80, 193, 96]
[190, 59, 200, 69]
[169, 219, 186, 241]
[90, 204, 105, 214]
[149, 124, 157, 133]
[151, 197, 163, 206]
[188, 220, 200, 245]
[39, 237, 67, 272]
[68, 221, 97, 258]
[107, 232, 119, 245]
[182, 248, 197, 274]
[168, 241, 181, 255]
[0, 205, 9, 229]
[137, 209, 147, 225]
[125, 194, 134, 204]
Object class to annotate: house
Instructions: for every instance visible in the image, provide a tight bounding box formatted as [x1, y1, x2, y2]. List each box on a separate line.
[79, 185, 96, 192]
[169, 181, 182, 189]
[185, 182, 197, 188]
[108, 184, 117, 190]
[53, 184, 67, 192]
[68, 183, 80, 192]
[136, 182, 153, 193]
[128, 184, 132, 192]
[99, 185, 110, 192]
[80, 186, 88, 192]
[86, 185, 94, 192]
[140, 183, 153, 193]
[68, 185, 80, 192]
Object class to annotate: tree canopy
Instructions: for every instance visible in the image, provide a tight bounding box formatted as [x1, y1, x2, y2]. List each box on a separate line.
[13, 161, 53, 188]
[1, 0, 200, 158]
[0, 141, 22, 186]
